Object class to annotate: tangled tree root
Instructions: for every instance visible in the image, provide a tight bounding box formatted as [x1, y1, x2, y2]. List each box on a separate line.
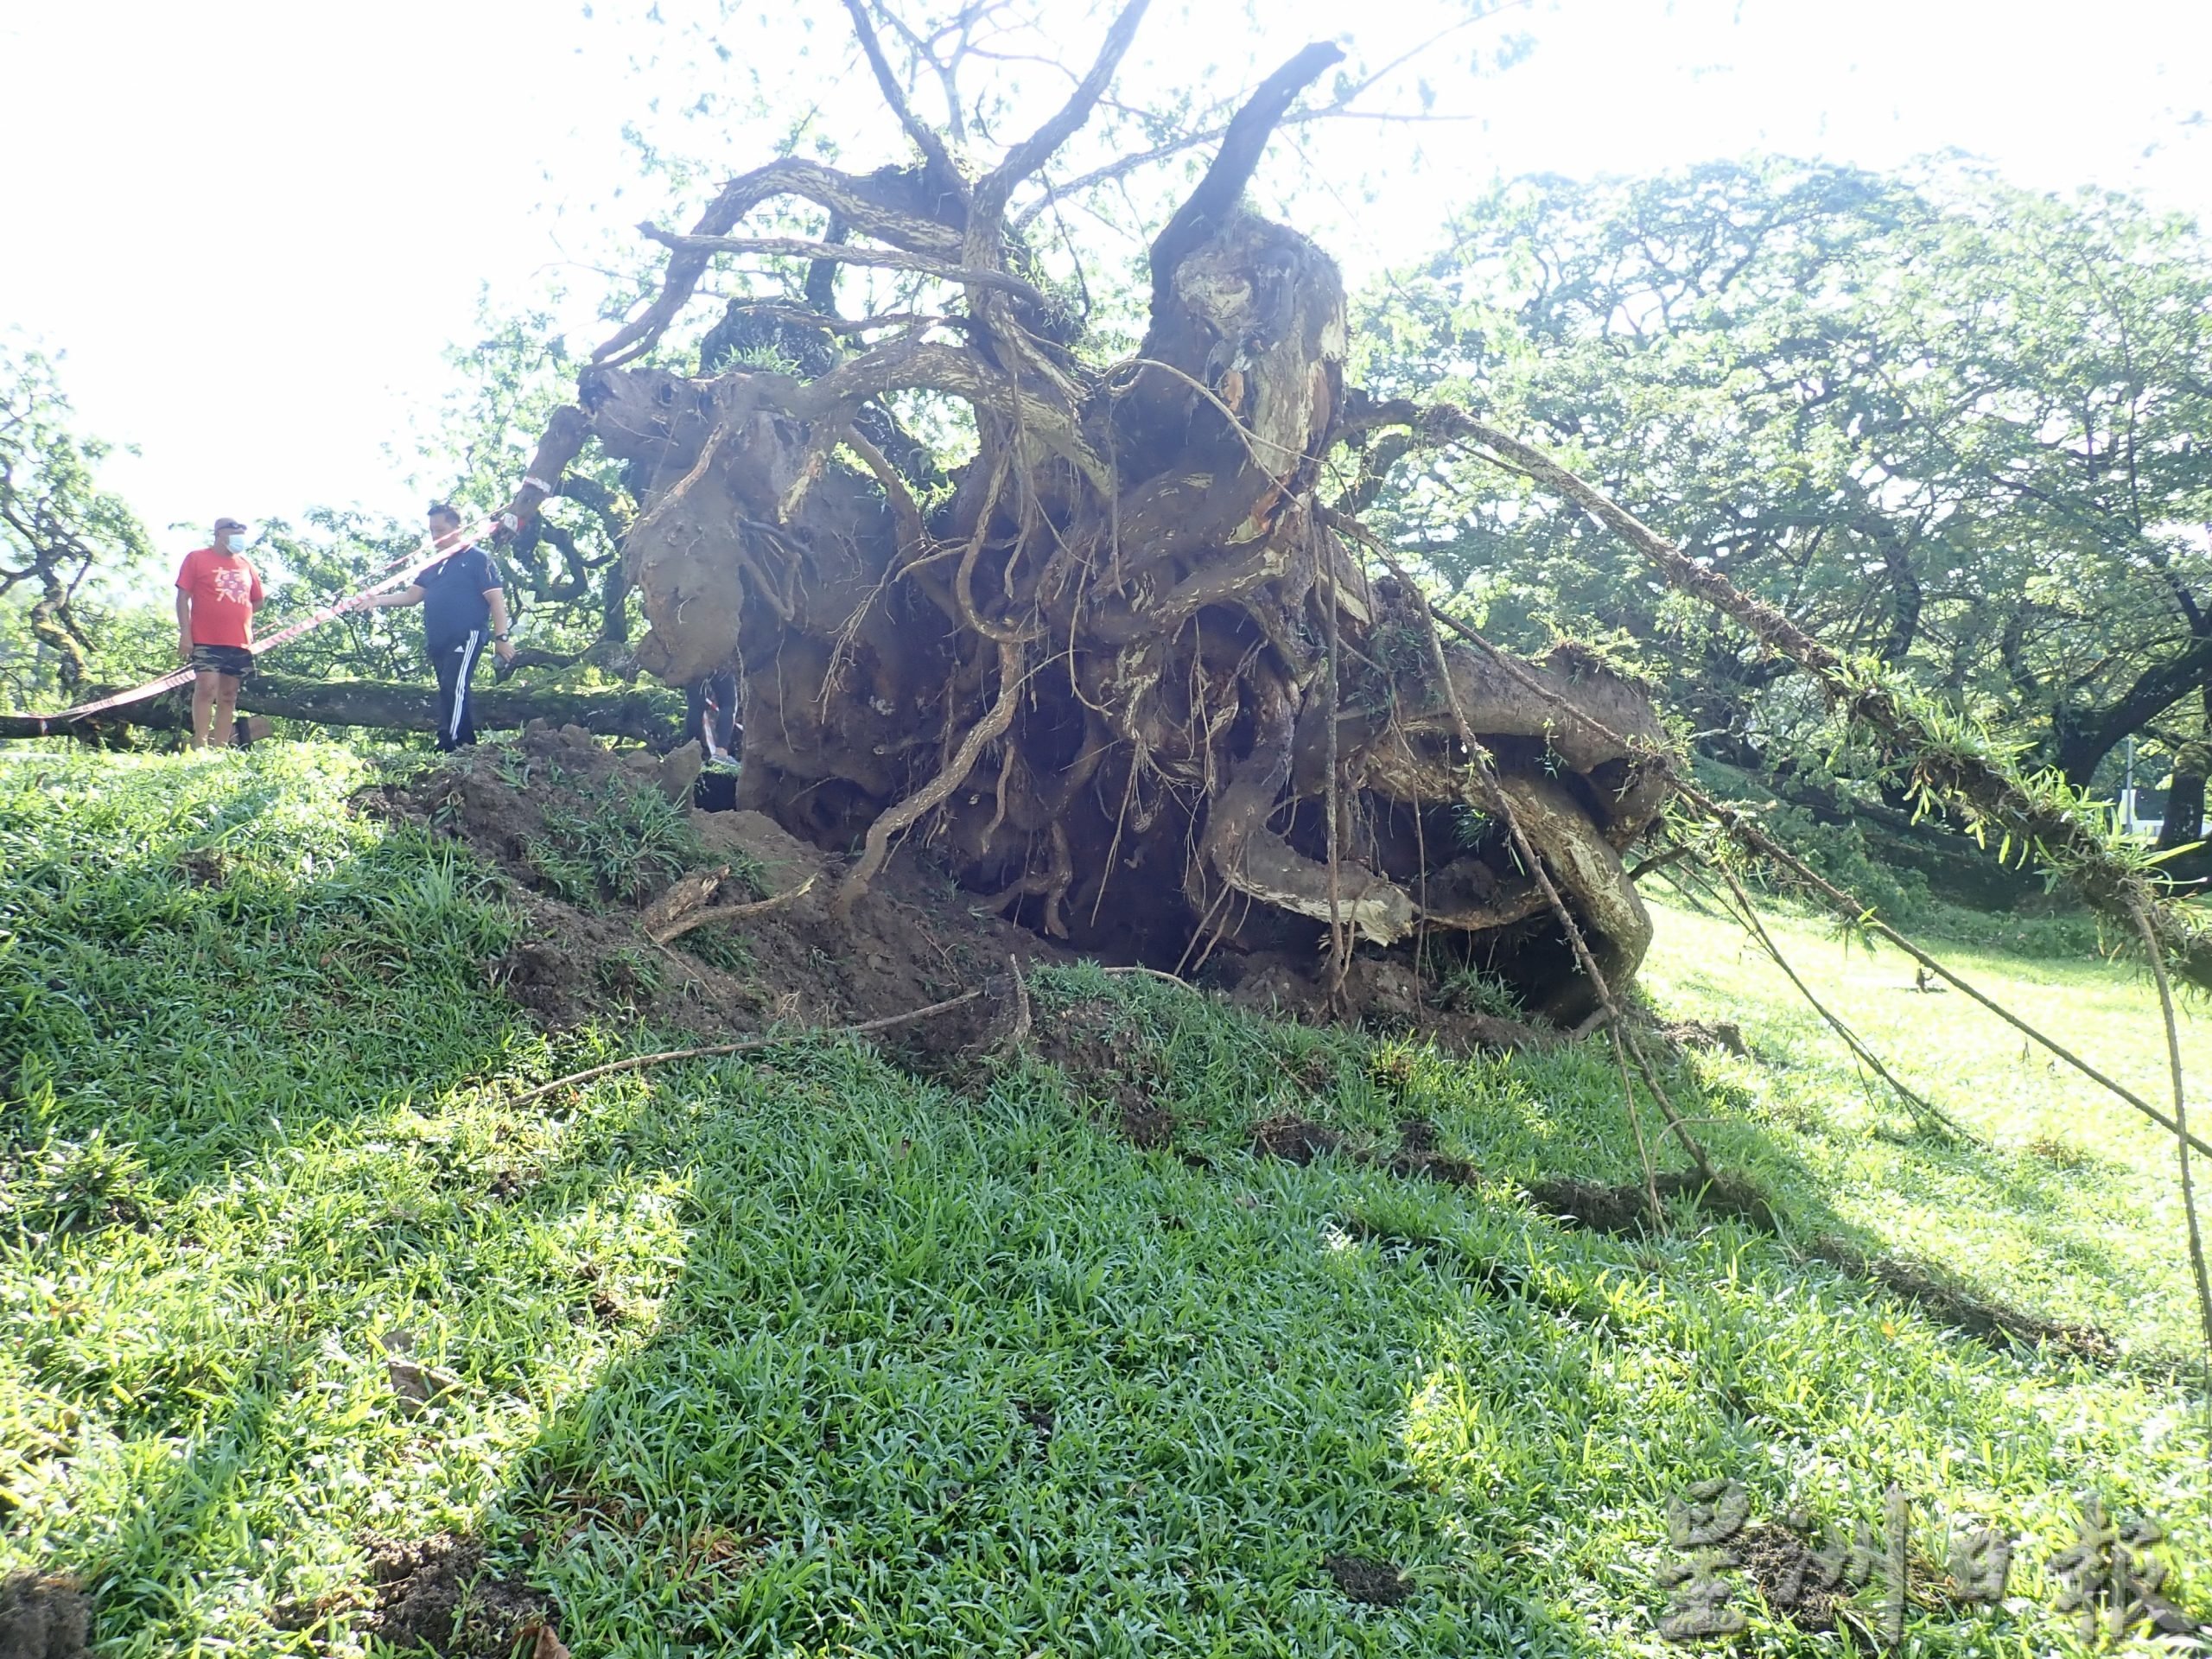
[499, 27, 1673, 1023]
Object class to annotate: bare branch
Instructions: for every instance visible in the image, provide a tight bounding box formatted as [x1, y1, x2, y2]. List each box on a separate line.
[1148, 41, 1344, 312]
[839, 0, 971, 198]
[594, 158, 963, 366]
[972, 0, 1151, 232]
[640, 226, 1051, 307]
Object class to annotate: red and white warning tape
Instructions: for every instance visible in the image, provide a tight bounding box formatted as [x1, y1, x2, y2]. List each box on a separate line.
[18, 513, 503, 734]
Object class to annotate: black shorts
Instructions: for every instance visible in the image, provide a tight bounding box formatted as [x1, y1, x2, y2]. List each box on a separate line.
[189, 644, 255, 680]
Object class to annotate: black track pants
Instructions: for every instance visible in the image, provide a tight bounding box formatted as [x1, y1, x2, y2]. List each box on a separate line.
[432, 629, 485, 751]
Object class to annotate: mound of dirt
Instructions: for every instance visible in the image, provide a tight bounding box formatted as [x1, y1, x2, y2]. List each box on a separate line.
[365, 724, 1563, 1079]
[1736, 1522, 1846, 1631]
[366, 724, 1045, 1054]
[1247, 1111, 1483, 1187]
[1524, 1171, 1777, 1236]
[1221, 951, 1559, 1055]
[359, 1534, 553, 1658]
[1323, 1554, 1410, 1606]
[0, 1573, 90, 1659]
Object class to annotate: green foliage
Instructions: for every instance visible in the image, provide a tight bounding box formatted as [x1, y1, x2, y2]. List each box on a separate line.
[0, 1128, 155, 1243]
[1362, 158, 2212, 803]
[1, 747, 2209, 1653]
[524, 773, 702, 909]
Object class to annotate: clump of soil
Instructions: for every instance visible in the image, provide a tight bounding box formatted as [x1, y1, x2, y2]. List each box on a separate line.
[1014, 1399, 1056, 1455]
[1661, 1019, 1750, 1058]
[1525, 1170, 1777, 1236]
[1027, 994, 1177, 1146]
[0, 1573, 91, 1659]
[366, 724, 1046, 1052]
[174, 848, 228, 889]
[369, 724, 1578, 1061]
[1737, 1522, 1845, 1631]
[1808, 1237, 2118, 1363]
[1383, 1118, 1481, 1186]
[1323, 1554, 1410, 1606]
[1221, 952, 1559, 1055]
[1248, 1111, 1484, 1187]
[359, 1534, 553, 1658]
[1251, 1112, 1344, 1165]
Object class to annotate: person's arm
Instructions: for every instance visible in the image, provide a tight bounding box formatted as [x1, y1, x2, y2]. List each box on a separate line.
[486, 585, 515, 663]
[247, 562, 265, 609]
[175, 588, 194, 662]
[354, 583, 425, 611]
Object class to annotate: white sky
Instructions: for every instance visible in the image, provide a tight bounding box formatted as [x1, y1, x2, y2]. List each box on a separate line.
[2, 0, 2208, 565]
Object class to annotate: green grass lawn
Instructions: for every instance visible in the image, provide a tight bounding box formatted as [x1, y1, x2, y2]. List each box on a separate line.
[2, 743, 2207, 1656]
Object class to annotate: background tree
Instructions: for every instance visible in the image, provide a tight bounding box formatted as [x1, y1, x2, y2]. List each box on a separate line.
[1359, 160, 2212, 808]
[0, 346, 154, 703]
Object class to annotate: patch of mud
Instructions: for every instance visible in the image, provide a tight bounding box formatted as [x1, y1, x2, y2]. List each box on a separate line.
[1525, 1171, 1777, 1236]
[1808, 1237, 2118, 1363]
[359, 1534, 552, 1658]
[0, 1573, 91, 1659]
[1323, 1554, 1410, 1606]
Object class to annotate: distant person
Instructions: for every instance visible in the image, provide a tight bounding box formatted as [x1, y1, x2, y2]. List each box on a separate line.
[686, 666, 742, 810]
[686, 667, 741, 765]
[175, 516, 264, 750]
[354, 505, 515, 749]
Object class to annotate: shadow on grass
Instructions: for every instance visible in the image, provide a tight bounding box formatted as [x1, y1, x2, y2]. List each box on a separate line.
[449, 1030, 1617, 1656]
[430, 966, 2168, 1656]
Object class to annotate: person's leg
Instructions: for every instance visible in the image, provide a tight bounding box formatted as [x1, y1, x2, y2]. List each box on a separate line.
[435, 632, 483, 752]
[190, 669, 221, 748]
[211, 669, 241, 747]
[454, 651, 479, 747]
[432, 641, 463, 753]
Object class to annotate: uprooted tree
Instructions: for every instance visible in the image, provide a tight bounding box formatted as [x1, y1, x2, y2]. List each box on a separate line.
[489, 16, 1675, 1026]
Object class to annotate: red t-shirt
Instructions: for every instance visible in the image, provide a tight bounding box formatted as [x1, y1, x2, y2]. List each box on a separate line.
[175, 547, 264, 648]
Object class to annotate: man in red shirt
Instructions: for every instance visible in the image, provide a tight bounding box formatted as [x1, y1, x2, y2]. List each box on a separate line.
[175, 516, 266, 750]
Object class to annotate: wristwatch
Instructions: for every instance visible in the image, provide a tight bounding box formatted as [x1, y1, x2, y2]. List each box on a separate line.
[493, 632, 512, 642]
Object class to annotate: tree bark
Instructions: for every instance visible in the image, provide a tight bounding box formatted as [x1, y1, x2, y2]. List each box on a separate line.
[2158, 742, 2210, 853]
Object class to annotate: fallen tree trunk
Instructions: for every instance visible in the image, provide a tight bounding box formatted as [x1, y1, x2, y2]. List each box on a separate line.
[0, 672, 686, 747]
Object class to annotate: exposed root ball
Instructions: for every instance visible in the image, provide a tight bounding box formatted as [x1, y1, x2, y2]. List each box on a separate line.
[502, 41, 1674, 1023]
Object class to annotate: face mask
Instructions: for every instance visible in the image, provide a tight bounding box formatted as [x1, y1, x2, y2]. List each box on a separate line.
[223, 533, 247, 553]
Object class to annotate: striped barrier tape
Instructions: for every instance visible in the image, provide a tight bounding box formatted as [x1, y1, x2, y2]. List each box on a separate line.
[18, 513, 502, 734]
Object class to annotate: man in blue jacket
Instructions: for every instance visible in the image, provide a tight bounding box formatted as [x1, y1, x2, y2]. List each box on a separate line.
[356, 505, 517, 749]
